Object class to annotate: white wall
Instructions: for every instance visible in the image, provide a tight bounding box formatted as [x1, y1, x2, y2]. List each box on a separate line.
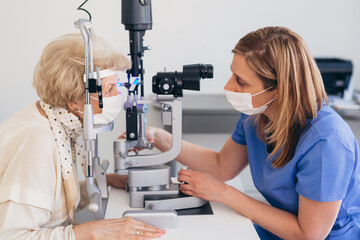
[1, 0, 360, 134]
[1, 0, 360, 124]
[2, 0, 359, 173]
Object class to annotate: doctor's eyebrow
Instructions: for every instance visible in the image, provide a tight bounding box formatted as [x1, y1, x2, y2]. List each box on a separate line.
[230, 65, 249, 85]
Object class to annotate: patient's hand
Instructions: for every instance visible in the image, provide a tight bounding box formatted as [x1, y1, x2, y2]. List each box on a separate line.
[107, 173, 128, 189]
[74, 217, 166, 240]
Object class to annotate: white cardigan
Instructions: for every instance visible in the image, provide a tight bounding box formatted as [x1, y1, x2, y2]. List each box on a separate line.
[0, 103, 86, 240]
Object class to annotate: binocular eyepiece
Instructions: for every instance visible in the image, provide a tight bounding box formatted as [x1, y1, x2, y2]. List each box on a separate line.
[152, 64, 213, 98]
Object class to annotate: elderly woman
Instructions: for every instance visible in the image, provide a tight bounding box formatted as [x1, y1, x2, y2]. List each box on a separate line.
[143, 26, 360, 239]
[0, 34, 166, 240]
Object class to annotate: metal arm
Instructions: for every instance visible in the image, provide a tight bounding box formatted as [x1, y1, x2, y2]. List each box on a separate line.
[75, 18, 113, 220]
[114, 97, 182, 171]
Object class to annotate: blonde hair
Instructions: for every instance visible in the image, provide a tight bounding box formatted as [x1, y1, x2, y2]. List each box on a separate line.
[233, 26, 327, 168]
[33, 33, 131, 107]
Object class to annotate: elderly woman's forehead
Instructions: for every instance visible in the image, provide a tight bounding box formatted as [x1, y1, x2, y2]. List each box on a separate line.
[101, 75, 118, 84]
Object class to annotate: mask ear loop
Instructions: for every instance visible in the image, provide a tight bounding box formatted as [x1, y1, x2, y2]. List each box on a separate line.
[251, 86, 274, 97]
[90, 95, 99, 101]
[264, 97, 276, 106]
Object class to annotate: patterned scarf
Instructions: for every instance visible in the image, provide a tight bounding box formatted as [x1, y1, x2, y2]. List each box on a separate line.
[40, 101, 86, 224]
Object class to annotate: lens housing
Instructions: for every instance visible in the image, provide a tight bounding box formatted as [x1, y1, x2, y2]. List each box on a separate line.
[152, 64, 213, 97]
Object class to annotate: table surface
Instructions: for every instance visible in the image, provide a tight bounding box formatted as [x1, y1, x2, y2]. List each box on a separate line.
[105, 187, 260, 240]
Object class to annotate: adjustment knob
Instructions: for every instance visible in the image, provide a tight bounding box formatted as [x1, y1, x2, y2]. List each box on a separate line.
[158, 78, 175, 94]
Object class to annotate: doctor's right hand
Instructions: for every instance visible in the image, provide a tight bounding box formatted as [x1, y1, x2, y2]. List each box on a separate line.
[74, 217, 166, 240]
[119, 126, 172, 152]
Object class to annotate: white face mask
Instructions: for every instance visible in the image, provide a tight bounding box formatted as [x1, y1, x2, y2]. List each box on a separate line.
[91, 94, 123, 125]
[225, 87, 275, 115]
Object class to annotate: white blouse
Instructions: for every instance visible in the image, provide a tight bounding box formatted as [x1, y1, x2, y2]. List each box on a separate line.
[0, 103, 82, 239]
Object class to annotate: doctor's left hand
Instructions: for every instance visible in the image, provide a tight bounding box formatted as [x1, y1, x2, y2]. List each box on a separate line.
[107, 173, 128, 189]
[177, 169, 229, 203]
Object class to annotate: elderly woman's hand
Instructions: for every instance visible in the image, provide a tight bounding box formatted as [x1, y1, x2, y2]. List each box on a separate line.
[177, 169, 229, 203]
[74, 217, 166, 240]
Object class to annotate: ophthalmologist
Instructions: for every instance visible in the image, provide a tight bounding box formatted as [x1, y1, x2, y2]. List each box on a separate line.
[141, 26, 360, 239]
[0, 33, 165, 240]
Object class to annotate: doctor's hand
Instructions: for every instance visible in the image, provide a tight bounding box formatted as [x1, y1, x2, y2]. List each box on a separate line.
[119, 126, 172, 152]
[107, 173, 128, 189]
[177, 169, 229, 203]
[119, 126, 157, 144]
[74, 217, 166, 240]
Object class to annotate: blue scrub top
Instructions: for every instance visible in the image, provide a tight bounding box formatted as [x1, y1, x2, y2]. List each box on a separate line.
[231, 106, 360, 240]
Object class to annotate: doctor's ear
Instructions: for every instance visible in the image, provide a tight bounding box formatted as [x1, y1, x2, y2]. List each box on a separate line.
[270, 86, 279, 98]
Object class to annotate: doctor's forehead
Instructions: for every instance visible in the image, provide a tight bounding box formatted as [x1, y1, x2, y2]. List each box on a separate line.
[231, 54, 259, 81]
[231, 55, 249, 77]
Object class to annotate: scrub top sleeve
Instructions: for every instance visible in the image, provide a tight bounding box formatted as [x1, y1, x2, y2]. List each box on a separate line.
[231, 114, 247, 145]
[295, 135, 355, 202]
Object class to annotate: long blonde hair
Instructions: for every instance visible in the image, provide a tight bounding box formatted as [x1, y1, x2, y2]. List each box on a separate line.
[33, 33, 131, 108]
[233, 26, 327, 168]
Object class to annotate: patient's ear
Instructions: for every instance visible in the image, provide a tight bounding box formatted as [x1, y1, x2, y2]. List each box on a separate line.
[67, 95, 85, 113]
[67, 102, 81, 112]
[66, 101, 84, 120]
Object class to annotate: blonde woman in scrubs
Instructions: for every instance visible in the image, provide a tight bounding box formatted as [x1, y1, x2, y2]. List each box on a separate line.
[0, 34, 165, 240]
[141, 27, 360, 239]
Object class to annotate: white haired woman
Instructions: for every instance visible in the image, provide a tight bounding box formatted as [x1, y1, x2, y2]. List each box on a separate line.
[0, 34, 166, 240]
[138, 27, 360, 239]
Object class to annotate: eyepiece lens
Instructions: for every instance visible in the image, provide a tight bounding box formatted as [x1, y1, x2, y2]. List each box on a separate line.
[200, 64, 213, 78]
